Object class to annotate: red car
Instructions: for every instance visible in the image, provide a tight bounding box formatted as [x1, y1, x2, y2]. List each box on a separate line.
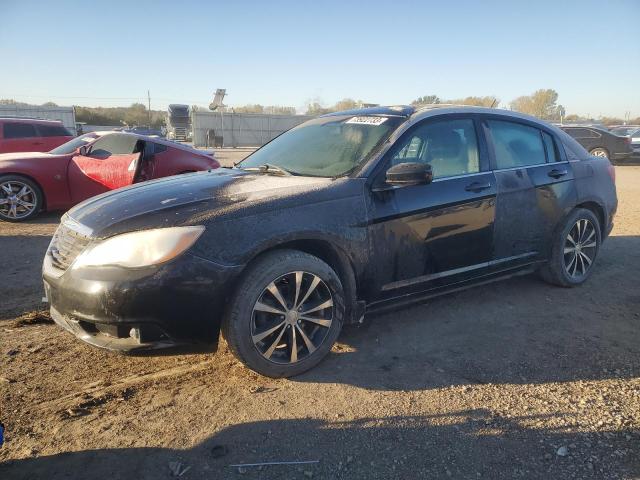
[0, 131, 219, 221]
[0, 118, 75, 153]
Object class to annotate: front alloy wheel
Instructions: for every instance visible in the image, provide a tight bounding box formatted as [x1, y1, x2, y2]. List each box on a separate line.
[252, 271, 334, 364]
[223, 249, 344, 377]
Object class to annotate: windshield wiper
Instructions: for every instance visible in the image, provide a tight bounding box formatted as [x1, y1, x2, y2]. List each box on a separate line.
[241, 163, 294, 176]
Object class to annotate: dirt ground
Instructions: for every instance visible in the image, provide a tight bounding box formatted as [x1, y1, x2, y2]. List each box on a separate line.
[1, 162, 638, 479]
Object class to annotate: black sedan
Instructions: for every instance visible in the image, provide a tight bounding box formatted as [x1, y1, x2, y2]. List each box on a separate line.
[43, 106, 618, 377]
[559, 125, 633, 161]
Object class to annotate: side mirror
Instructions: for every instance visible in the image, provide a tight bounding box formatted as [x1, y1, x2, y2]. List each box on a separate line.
[385, 162, 433, 187]
[78, 145, 90, 156]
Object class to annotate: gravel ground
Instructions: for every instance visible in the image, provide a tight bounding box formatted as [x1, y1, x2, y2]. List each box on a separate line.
[0, 165, 638, 480]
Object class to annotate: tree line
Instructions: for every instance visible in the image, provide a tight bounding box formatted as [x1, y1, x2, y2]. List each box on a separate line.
[2, 93, 638, 127]
[408, 89, 639, 125]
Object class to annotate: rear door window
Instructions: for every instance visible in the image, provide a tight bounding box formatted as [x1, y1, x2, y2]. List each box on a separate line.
[3, 122, 38, 139]
[487, 120, 546, 169]
[38, 125, 72, 137]
[565, 128, 600, 139]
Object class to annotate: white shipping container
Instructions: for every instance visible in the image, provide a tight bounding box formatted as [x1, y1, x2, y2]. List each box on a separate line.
[192, 111, 314, 148]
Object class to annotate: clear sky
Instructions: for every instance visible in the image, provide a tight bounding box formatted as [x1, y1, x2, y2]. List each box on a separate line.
[1, 0, 638, 118]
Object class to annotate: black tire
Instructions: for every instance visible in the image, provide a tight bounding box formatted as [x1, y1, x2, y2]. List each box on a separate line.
[222, 249, 344, 377]
[539, 208, 601, 287]
[589, 147, 609, 159]
[0, 174, 43, 222]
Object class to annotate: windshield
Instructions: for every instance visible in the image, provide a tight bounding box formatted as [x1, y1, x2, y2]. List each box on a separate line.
[49, 133, 98, 155]
[238, 115, 404, 177]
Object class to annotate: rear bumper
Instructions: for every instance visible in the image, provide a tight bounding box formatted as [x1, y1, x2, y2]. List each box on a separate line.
[43, 253, 243, 352]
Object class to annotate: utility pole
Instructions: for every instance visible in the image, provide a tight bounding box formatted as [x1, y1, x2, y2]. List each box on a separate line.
[147, 90, 151, 126]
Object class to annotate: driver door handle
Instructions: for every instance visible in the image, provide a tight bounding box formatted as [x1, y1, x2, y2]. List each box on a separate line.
[548, 169, 568, 179]
[465, 181, 492, 192]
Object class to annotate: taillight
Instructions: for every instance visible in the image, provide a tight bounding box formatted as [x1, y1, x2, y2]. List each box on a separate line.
[607, 162, 616, 184]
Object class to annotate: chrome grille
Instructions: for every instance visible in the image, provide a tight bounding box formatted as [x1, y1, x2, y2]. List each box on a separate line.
[174, 127, 187, 141]
[48, 221, 91, 271]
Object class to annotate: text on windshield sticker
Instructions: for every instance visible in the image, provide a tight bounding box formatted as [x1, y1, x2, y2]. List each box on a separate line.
[345, 116, 388, 126]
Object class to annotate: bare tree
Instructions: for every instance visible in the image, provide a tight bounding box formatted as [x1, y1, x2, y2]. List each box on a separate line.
[447, 96, 499, 107]
[411, 95, 441, 105]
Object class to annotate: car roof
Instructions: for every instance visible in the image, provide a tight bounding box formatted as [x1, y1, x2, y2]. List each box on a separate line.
[321, 105, 415, 118]
[409, 105, 546, 124]
[0, 117, 64, 125]
[322, 104, 556, 127]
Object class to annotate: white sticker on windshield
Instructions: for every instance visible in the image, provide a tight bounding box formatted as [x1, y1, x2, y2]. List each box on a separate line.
[345, 116, 388, 126]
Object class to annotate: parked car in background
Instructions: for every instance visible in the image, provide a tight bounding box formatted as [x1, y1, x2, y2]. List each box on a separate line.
[0, 118, 74, 153]
[42, 106, 617, 377]
[609, 125, 640, 137]
[0, 131, 219, 221]
[610, 126, 640, 157]
[559, 125, 632, 160]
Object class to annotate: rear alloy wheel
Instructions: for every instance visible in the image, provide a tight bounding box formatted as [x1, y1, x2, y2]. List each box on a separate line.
[563, 219, 598, 279]
[0, 175, 42, 222]
[539, 208, 601, 287]
[590, 147, 609, 159]
[223, 249, 344, 377]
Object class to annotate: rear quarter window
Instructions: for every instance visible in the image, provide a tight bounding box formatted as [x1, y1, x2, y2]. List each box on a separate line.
[153, 142, 168, 154]
[3, 122, 38, 139]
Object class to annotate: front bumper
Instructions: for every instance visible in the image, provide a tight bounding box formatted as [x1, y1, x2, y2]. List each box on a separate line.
[43, 253, 243, 353]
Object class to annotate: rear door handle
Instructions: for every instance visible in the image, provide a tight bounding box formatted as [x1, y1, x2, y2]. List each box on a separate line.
[465, 181, 492, 192]
[548, 169, 568, 179]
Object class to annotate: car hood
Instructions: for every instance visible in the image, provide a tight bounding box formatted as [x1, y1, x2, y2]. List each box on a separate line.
[67, 168, 343, 238]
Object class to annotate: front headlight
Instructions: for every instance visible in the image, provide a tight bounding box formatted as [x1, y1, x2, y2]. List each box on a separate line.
[73, 226, 205, 269]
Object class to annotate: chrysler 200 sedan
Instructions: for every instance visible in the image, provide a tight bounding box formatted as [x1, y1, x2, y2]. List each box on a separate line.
[43, 106, 617, 377]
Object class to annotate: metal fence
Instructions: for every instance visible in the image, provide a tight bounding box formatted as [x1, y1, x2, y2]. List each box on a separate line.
[192, 111, 314, 148]
[0, 105, 77, 135]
